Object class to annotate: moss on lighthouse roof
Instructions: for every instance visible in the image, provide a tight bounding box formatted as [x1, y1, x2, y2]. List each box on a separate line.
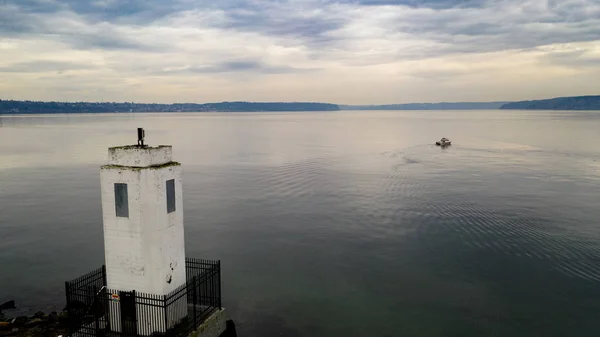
[108, 144, 172, 150]
[101, 161, 181, 171]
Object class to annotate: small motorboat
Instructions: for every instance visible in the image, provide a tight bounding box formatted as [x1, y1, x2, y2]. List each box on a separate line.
[435, 138, 451, 146]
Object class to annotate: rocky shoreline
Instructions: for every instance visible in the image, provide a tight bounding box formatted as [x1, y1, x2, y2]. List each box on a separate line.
[0, 301, 67, 337]
[1, 301, 237, 337]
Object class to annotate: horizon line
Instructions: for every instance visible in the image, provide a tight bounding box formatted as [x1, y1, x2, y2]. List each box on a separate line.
[2, 94, 600, 106]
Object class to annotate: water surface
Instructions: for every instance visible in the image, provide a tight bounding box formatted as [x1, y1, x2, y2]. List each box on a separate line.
[1, 110, 600, 336]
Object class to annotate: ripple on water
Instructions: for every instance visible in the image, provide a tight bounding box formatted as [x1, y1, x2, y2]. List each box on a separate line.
[378, 144, 600, 284]
[255, 157, 332, 199]
[411, 200, 600, 282]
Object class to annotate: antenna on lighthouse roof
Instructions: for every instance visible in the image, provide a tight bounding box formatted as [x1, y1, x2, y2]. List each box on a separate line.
[137, 128, 146, 147]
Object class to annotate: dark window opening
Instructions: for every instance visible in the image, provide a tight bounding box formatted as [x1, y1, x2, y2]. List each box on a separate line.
[114, 183, 129, 218]
[166, 179, 176, 213]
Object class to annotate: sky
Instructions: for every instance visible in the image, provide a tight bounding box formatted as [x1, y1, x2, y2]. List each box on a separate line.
[0, 0, 599, 104]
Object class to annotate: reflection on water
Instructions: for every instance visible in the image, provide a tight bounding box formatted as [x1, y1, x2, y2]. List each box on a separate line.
[1, 110, 600, 337]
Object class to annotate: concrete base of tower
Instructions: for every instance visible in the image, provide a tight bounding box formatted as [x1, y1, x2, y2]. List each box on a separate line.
[188, 308, 232, 337]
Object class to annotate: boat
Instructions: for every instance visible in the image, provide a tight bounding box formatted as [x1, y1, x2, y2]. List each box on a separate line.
[435, 138, 451, 146]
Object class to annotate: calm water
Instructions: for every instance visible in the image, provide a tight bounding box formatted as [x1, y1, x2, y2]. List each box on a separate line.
[1, 110, 600, 336]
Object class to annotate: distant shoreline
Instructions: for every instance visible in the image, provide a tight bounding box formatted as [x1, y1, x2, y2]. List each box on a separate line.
[1, 95, 600, 113]
[0, 100, 340, 114]
[499, 95, 600, 110]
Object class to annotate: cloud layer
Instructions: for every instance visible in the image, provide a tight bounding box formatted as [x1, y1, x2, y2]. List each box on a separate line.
[1, 0, 599, 104]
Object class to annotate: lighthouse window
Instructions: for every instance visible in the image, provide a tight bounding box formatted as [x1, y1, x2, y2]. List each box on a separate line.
[166, 179, 176, 213]
[114, 183, 129, 218]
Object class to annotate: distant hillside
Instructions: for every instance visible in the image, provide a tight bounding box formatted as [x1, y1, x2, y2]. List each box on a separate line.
[341, 102, 508, 110]
[500, 96, 600, 110]
[0, 100, 340, 114]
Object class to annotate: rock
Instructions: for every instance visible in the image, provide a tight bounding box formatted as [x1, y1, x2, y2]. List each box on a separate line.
[11, 316, 28, 326]
[0, 301, 15, 311]
[33, 312, 45, 319]
[42, 328, 58, 337]
[48, 312, 59, 323]
[25, 318, 43, 327]
[58, 312, 68, 323]
[23, 326, 42, 337]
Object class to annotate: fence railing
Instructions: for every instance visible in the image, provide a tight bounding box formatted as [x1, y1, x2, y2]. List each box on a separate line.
[65, 259, 221, 337]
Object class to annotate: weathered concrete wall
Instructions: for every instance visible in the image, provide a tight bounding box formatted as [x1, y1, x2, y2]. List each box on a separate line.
[100, 145, 187, 333]
[108, 145, 172, 167]
[189, 309, 228, 337]
[101, 167, 146, 291]
[100, 163, 186, 294]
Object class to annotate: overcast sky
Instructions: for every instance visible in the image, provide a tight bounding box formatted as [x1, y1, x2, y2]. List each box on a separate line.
[0, 0, 599, 104]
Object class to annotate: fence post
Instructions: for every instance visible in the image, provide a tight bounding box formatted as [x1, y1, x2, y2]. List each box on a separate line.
[93, 285, 100, 334]
[102, 265, 107, 287]
[192, 276, 198, 329]
[65, 281, 71, 309]
[164, 294, 168, 335]
[133, 290, 138, 336]
[217, 261, 222, 310]
[64, 282, 71, 335]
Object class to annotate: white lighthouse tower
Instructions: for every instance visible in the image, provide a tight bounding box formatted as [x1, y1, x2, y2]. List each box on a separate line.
[100, 129, 185, 295]
[64, 128, 229, 337]
[100, 128, 186, 334]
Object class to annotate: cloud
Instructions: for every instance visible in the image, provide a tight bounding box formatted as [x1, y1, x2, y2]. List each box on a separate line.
[321, 0, 600, 61]
[0, 60, 96, 73]
[2, 0, 184, 24]
[541, 48, 600, 68]
[0, 0, 599, 103]
[352, 0, 483, 8]
[0, 4, 157, 51]
[3, 0, 599, 57]
[152, 60, 319, 75]
[214, 1, 346, 47]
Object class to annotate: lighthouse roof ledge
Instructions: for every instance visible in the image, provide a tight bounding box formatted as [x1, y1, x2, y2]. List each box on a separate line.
[107, 145, 173, 167]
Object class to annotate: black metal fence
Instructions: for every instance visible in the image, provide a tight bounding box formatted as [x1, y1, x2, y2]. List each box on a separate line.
[65, 258, 221, 337]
